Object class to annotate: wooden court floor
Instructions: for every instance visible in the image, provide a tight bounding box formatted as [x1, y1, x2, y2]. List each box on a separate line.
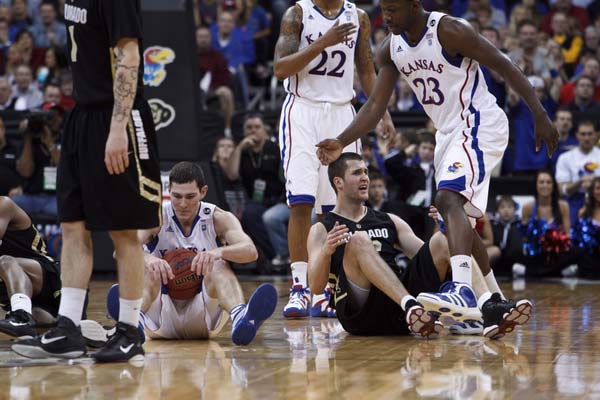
[1, 278, 600, 399]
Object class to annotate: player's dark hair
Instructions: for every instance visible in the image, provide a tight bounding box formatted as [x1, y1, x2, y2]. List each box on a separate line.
[328, 152, 363, 192]
[169, 161, 206, 189]
[534, 169, 562, 226]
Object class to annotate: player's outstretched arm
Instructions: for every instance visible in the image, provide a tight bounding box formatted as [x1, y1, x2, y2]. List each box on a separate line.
[307, 221, 348, 293]
[317, 37, 398, 165]
[105, 38, 140, 176]
[212, 208, 258, 264]
[437, 16, 559, 156]
[273, 5, 357, 80]
[388, 213, 424, 260]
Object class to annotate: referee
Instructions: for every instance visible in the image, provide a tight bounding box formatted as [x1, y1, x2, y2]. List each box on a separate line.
[12, 0, 161, 363]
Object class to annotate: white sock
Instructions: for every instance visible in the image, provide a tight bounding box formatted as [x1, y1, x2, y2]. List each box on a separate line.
[484, 270, 505, 299]
[450, 255, 472, 286]
[58, 287, 87, 326]
[119, 298, 143, 328]
[290, 262, 308, 288]
[477, 291, 493, 310]
[10, 293, 32, 314]
[230, 303, 245, 326]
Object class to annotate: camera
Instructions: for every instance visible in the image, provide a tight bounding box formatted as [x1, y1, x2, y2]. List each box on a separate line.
[26, 109, 54, 137]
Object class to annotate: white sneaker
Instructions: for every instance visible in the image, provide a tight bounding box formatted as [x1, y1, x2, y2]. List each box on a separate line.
[283, 285, 311, 318]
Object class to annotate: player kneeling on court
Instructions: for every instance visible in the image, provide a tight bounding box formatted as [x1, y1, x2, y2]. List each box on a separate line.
[0, 197, 62, 338]
[92, 162, 277, 345]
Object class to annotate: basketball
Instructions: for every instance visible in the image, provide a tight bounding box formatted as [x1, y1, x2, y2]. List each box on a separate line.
[163, 248, 202, 300]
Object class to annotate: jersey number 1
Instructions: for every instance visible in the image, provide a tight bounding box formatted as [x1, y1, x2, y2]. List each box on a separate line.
[308, 50, 346, 78]
[68, 26, 78, 62]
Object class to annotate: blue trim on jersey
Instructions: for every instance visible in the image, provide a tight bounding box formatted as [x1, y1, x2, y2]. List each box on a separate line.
[280, 94, 293, 171]
[441, 48, 463, 68]
[172, 210, 201, 238]
[161, 284, 168, 294]
[438, 176, 466, 192]
[312, 4, 345, 20]
[288, 194, 316, 205]
[146, 235, 159, 253]
[321, 205, 335, 213]
[468, 70, 479, 114]
[470, 112, 485, 185]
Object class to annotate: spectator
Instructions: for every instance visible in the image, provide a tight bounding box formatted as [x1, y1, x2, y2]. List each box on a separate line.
[211, 136, 246, 219]
[13, 29, 45, 73]
[262, 201, 290, 268]
[520, 0, 548, 27]
[8, 0, 32, 43]
[42, 81, 59, 103]
[462, 0, 506, 30]
[480, 26, 506, 108]
[210, 11, 252, 106]
[507, 5, 532, 37]
[197, 25, 234, 138]
[37, 46, 67, 87]
[551, 109, 579, 171]
[28, 0, 66, 48]
[575, 177, 600, 279]
[12, 64, 43, 110]
[551, 11, 584, 77]
[240, 0, 270, 68]
[0, 116, 20, 195]
[556, 120, 600, 224]
[11, 107, 62, 218]
[489, 196, 524, 277]
[508, 20, 551, 82]
[541, 0, 590, 36]
[508, 75, 561, 174]
[0, 19, 11, 52]
[559, 56, 600, 105]
[581, 25, 600, 58]
[521, 170, 572, 276]
[222, 114, 285, 261]
[565, 75, 600, 128]
[3, 44, 24, 81]
[0, 77, 16, 110]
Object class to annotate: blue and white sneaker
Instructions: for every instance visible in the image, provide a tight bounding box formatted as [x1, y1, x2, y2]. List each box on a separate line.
[231, 283, 278, 345]
[105, 284, 146, 343]
[309, 287, 336, 318]
[283, 285, 311, 318]
[449, 320, 484, 335]
[417, 281, 482, 322]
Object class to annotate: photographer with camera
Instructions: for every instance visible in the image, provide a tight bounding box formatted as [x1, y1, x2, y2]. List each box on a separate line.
[10, 104, 63, 219]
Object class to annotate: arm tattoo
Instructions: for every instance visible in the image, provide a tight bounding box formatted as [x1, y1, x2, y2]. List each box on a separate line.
[274, 5, 302, 61]
[355, 10, 374, 74]
[112, 46, 139, 125]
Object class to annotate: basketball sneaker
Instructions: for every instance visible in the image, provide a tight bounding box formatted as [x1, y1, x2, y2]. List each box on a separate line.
[0, 309, 36, 338]
[405, 301, 445, 339]
[283, 285, 311, 318]
[105, 284, 146, 343]
[309, 287, 336, 318]
[11, 315, 86, 359]
[231, 283, 278, 345]
[449, 320, 484, 335]
[481, 293, 532, 340]
[91, 321, 145, 363]
[417, 281, 481, 322]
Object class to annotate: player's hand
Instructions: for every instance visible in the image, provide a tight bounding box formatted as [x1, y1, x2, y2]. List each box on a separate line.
[104, 130, 129, 175]
[534, 114, 559, 157]
[316, 138, 344, 165]
[319, 20, 357, 49]
[323, 221, 350, 256]
[147, 257, 174, 285]
[428, 205, 440, 221]
[191, 249, 220, 276]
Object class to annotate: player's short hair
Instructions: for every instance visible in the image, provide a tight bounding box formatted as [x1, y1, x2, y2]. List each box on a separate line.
[169, 161, 206, 189]
[328, 152, 363, 192]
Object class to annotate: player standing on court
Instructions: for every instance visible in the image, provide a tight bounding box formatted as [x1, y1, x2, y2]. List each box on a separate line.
[13, 0, 162, 362]
[274, 0, 396, 318]
[317, 1, 559, 309]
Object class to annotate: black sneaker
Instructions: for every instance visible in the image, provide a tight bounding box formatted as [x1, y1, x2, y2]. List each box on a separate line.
[482, 293, 532, 340]
[11, 315, 86, 359]
[91, 322, 144, 363]
[0, 309, 36, 338]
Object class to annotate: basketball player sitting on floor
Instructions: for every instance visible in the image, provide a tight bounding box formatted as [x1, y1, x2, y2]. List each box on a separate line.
[307, 153, 532, 339]
[0, 196, 62, 338]
[84, 162, 277, 345]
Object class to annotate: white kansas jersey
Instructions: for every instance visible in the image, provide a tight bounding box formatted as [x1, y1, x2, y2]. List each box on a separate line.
[284, 0, 359, 103]
[390, 12, 501, 134]
[146, 202, 219, 258]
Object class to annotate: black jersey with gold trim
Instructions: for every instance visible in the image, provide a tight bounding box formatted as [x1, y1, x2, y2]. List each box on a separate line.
[0, 224, 54, 263]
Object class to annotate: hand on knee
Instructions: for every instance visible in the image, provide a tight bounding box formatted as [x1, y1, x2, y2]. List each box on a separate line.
[346, 231, 372, 254]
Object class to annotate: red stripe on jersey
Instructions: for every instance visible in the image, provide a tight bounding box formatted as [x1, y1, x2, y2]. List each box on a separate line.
[461, 130, 476, 201]
[285, 96, 296, 176]
[459, 59, 473, 127]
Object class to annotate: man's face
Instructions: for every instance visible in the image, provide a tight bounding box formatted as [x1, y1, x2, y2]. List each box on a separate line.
[585, 28, 599, 48]
[380, 0, 417, 35]
[481, 29, 499, 48]
[196, 28, 211, 52]
[15, 66, 32, 90]
[555, 111, 572, 134]
[368, 178, 386, 204]
[12, 0, 26, 18]
[218, 12, 235, 35]
[40, 4, 55, 25]
[0, 80, 11, 103]
[244, 117, 267, 141]
[576, 124, 597, 151]
[497, 202, 516, 222]
[44, 86, 61, 104]
[215, 138, 235, 161]
[418, 141, 435, 163]
[575, 78, 594, 102]
[551, 13, 568, 35]
[582, 59, 600, 81]
[338, 160, 370, 202]
[170, 182, 202, 222]
[519, 24, 538, 50]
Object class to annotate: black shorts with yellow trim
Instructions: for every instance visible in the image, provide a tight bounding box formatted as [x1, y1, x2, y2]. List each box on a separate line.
[57, 97, 162, 231]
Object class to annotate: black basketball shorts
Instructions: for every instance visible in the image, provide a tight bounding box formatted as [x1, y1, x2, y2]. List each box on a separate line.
[57, 98, 162, 231]
[334, 242, 443, 336]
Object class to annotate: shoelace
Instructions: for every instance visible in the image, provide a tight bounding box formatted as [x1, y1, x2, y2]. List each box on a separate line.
[288, 289, 309, 306]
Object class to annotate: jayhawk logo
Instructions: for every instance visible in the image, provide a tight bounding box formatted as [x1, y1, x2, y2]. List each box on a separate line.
[143, 46, 175, 87]
[447, 162, 463, 173]
[584, 162, 598, 173]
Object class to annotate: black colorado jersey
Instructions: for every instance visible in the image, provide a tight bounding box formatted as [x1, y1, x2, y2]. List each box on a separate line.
[0, 224, 54, 263]
[320, 208, 406, 284]
[64, 0, 144, 107]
